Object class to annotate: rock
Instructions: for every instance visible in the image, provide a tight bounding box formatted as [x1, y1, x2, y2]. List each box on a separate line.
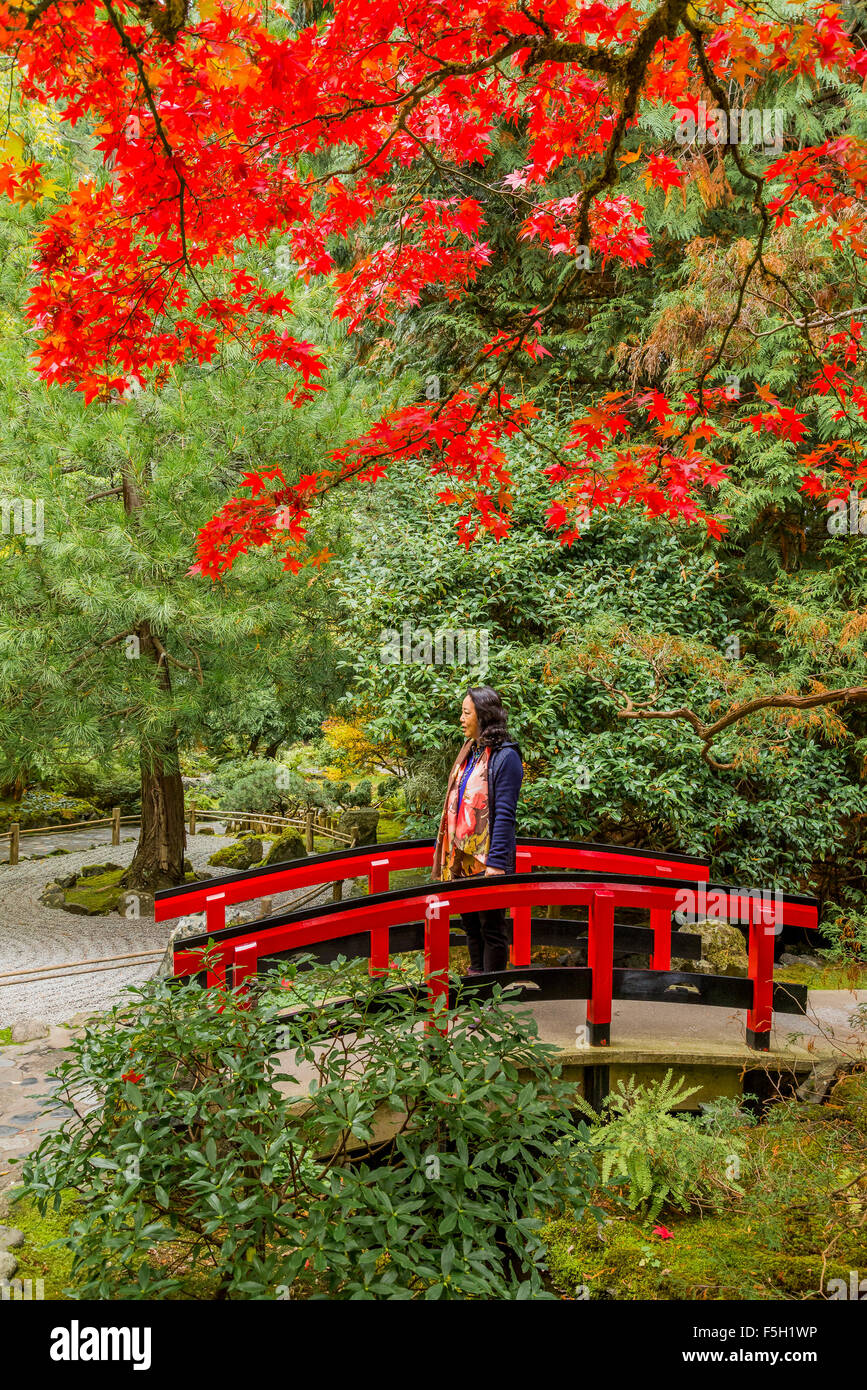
[79, 861, 123, 879]
[10, 1020, 49, 1043]
[0, 1251, 17, 1281]
[0, 1226, 23, 1251]
[671, 920, 748, 977]
[263, 830, 306, 866]
[208, 836, 264, 870]
[198, 827, 215, 835]
[183, 858, 194, 875]
[155, 913, 205, 978]
[38, 884, 67, 909]
[795, 1062, 840, 1105]
[779, 950, 823, 968]
[338, 808, 380, 847]
[226, 908, 255, 927]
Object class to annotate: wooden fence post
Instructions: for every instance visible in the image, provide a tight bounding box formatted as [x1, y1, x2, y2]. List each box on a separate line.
[332, 880, 343, 902]
[9, 822, 19, 865]
[111, 806, 121, 846]
[305, 809, 314, 853]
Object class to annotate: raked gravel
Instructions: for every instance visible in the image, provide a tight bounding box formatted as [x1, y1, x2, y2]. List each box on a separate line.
[0, 833, 349, 1028]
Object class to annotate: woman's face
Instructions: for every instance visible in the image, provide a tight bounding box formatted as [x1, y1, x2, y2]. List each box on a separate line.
[460, 695, 480, 742]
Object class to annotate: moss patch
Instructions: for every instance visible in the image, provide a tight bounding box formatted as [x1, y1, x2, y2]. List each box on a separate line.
[773, 960, 867, 991]
[208, 835, 263, 870]
[8, 1189, 80, 1300]
[542, 1104, 867, 1300]
[63, 866, 128, 914]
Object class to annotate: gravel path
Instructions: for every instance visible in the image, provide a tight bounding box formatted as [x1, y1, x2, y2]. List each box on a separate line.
[0, 833, 348, 1028]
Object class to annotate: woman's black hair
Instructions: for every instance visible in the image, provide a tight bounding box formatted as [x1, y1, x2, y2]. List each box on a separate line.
[466, 686, 519, 753]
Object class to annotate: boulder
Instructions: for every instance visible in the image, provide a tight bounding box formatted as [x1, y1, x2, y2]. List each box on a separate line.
[10, 1019, 49, 1043]
[338, 808, 380, 847]
[155, 913, 205, 978]
[207, 836, 264, 870]
[79, 861, 123, 879]
[671, 920, 748, 977]
[0, 1226, 24, 1251]
[0, 1251, 17, 1281]
[263, 830, 306, 866]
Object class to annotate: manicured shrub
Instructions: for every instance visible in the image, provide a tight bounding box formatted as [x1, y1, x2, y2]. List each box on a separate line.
[21, 959, 596, 1299]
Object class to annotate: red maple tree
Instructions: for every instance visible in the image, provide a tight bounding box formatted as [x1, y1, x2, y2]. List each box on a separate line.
[0, 0, 864, 575]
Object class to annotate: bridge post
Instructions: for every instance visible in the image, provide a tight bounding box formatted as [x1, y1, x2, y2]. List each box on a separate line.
[368, 857, 391, 976]
[205, 891, 226, 935]
[510, 849, 533, 966]
[233, 941, 258, 1007]
[586, 889, 614, 1046]
[650, 906, 671, 970]
[424, 897, 450, 1036]
[746, 892, 775, 1050]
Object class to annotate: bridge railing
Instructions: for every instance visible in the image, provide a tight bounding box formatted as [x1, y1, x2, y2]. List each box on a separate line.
[155, 835, 711, 939]
[161, 853, 819, 1052]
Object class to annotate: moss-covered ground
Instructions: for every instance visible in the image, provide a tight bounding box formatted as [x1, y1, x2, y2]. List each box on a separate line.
[542, 1076, 867, 1300]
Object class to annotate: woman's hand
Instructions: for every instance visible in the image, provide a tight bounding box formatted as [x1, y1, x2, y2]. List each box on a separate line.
[484, 866, 505, 876]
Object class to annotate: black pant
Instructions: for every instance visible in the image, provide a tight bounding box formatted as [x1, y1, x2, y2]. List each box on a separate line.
[460, 907, 510, 974]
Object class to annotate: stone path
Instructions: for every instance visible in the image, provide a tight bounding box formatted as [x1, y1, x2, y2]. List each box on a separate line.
[0, 1023, 88, 1196]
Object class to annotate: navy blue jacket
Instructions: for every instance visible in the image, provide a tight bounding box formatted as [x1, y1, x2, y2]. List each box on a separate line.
[481, 739, 524, 872]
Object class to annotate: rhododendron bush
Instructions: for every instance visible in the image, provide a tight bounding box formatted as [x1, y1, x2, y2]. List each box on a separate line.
[0, 0, 865, 575]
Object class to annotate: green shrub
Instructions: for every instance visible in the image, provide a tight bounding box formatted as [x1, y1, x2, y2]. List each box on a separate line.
[56, 764, 142, 814]
[0, 790, 102, 832]
[21, 959, 596, 1299]
[346, 779, 372, 807]
[211, 759, 330, 816]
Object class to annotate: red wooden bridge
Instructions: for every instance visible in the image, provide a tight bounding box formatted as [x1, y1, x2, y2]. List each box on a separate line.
[155, 837, 820, 1051]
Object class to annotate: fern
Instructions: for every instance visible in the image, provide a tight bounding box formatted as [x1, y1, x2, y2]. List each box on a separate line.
[574, 1070, 747, 1223]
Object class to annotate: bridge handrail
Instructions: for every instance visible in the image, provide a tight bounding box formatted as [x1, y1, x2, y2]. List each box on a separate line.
[155, 834, 712, 924]
[172, 868, 819, 1053]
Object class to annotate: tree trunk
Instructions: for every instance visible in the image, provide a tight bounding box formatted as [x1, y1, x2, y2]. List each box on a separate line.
[0, 772, 26, 801]
[122, 743, 187, 890]
[264, 736, 283, 759]
[121, 619, 187, 890]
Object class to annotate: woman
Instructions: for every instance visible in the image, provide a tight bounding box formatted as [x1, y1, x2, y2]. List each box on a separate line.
[432, 686, 524, 974]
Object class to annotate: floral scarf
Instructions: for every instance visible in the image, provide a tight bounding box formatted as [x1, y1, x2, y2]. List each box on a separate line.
[432, 739, 491, 881]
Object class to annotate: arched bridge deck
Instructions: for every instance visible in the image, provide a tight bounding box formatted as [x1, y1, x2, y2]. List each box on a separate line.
[155, 837, 819, 1051]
